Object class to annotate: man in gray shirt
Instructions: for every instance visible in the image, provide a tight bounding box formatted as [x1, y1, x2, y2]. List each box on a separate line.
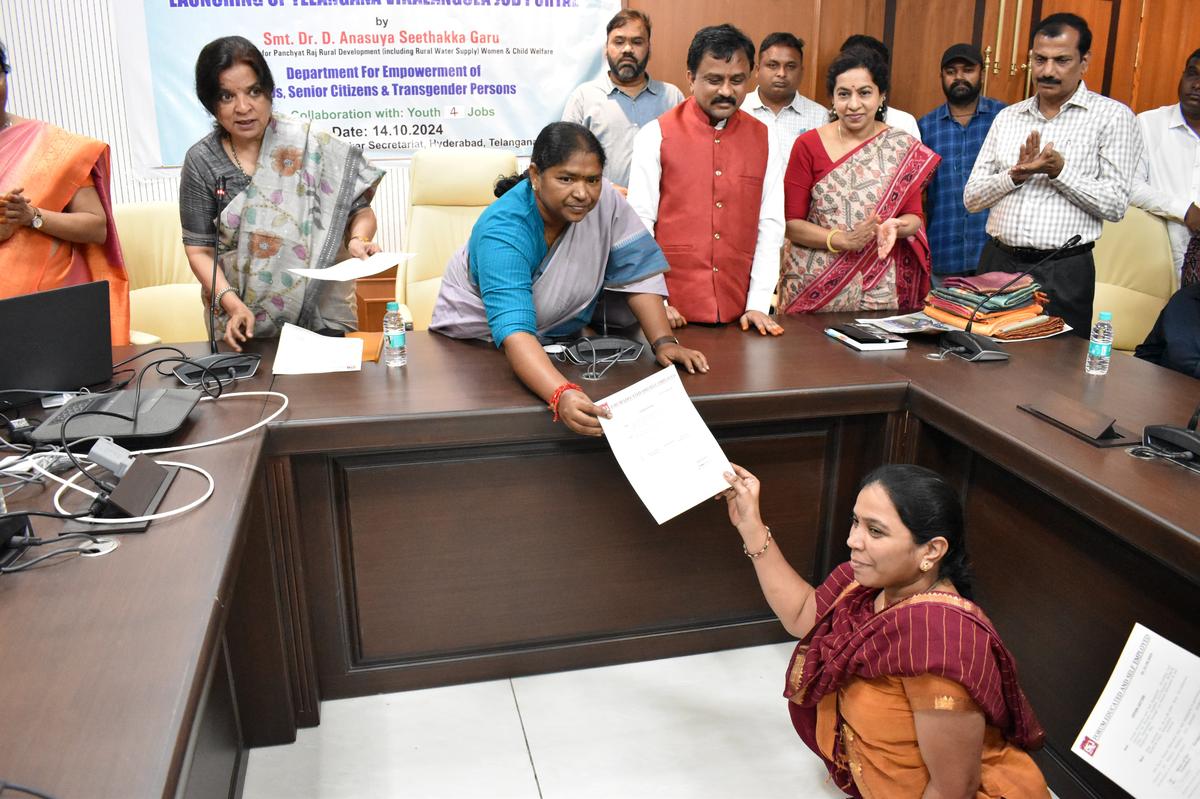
[562, 9, 684, 189]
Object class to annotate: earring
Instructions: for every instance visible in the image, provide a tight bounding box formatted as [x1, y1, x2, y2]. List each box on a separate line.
[920, 561, 931, 572]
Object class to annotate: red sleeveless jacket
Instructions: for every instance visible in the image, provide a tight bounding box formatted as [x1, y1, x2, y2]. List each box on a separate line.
[656, 98, 770, 323]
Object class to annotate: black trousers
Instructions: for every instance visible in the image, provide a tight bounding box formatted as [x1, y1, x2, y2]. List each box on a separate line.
[977, 239, 1095, 338]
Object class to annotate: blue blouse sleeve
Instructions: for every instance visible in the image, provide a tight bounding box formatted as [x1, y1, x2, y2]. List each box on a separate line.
[468, 188, 547, 346]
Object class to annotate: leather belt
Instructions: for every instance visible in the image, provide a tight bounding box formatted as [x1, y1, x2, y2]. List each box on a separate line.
[988, 237, 1094, 262]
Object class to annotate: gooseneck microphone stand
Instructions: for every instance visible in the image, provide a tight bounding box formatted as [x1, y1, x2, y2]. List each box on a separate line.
[173, 176, 261, 385]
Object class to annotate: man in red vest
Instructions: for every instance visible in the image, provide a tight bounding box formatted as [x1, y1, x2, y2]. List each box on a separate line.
[627, 24, 785, 336]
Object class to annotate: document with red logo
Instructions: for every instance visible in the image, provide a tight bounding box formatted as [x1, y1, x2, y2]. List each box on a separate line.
[1073, 623, 1200, 798]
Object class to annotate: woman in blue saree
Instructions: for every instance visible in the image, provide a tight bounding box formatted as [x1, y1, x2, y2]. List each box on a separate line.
[431, 122, 707, 437]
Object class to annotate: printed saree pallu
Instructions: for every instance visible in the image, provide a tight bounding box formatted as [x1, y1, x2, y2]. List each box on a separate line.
[214, 115, 383, 338]
[779, 129, 938, 314]
[0, 120, 129, 344]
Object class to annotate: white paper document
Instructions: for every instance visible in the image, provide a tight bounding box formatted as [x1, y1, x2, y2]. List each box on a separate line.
[597, 367, 731, 525]
[1073, 623, 1200, 798]
[288, 251, 413, 282]
[272, 323, 363, 375]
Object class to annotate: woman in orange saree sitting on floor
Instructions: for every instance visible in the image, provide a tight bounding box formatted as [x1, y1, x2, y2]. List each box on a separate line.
[779, 47, 938, 314]
[0, 42, 129, 344]
[720, 462, 1050, 798]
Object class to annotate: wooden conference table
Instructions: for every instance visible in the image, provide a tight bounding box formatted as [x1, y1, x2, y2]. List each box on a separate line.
[1, 320, 1196, 799]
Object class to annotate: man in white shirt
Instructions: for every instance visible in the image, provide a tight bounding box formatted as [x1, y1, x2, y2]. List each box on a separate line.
[627, 24, 784, 336]
[742, 32, 827, 160]
[840, 35, 921, 141]
[561, 9, 684, 188]
[964, 13, 1141, 335]
[1131, 48, 1200, 286]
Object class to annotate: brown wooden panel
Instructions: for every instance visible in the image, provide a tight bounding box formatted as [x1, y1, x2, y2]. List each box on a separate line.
[181, 639, 247, 799]
[1131, 0, 1200, 112]
[890, 0, 981, 118]
[265, 456, 322, 730]
[1106, 0, 1142, 106]
[226, 476, 299, 747]
[340, 428, 829, 663]
[978, 0, 1038, 103]
[266, 326, 910, 456]
[292, 409, 890, 697]
[354, 265, 397, 333]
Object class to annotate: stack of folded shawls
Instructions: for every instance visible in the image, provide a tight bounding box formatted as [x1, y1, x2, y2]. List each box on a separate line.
[922, 272, 1066, 339]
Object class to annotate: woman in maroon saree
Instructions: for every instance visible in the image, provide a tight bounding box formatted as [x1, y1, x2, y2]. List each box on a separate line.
[720, 463, 1049, 798]
[779, 47, 939, 314]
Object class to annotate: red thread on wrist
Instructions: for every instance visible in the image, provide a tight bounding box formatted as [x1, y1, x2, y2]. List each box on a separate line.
[548, 382, 583, 422]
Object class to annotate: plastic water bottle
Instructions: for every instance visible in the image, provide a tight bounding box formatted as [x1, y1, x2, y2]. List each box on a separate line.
[382, 301, 407, 368]
[1084, 311, 1114, 375]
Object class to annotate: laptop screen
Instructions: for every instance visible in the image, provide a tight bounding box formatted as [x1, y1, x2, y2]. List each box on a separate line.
[0, 282, 113, 404]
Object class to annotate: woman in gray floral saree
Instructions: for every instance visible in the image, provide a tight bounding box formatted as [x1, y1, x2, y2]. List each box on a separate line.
[179, 36, 384, 350]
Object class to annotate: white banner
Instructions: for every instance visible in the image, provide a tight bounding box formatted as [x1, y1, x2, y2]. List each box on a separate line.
[114, 0, 620, 173]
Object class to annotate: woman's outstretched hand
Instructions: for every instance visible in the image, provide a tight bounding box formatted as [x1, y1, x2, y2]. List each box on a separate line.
[720, 462, 765, 533]
[876, 218, 902, 260]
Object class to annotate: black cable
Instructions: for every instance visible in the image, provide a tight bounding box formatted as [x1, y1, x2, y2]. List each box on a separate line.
[53, 355, 211, 494]
[0, 781, 60, 799]
[0, 543, 100, 574]
[0, 508, 93, 522]
[5, 532, 102, 547]
[111, 345, 187, 370]
[41, 352, 227, 504]
[1129, 444, 1196, 462]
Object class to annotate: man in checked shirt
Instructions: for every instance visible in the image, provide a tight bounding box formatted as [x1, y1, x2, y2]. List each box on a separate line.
[964, 13, 1142, 336]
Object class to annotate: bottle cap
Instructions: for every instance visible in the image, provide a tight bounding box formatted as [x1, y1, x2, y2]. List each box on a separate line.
[386, 301, 399, 312]
[1098, 311, 1112, 321]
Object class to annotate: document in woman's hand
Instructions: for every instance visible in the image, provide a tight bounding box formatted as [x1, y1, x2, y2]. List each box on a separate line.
[597, 367, 730, 524]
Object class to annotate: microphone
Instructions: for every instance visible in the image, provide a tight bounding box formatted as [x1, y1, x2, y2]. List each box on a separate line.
[940, 234, 1082, 362]
[172, 176, 261, 385]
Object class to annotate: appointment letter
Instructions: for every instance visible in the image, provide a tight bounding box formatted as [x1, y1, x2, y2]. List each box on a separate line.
[597, 367, 731, 525]
[1073, 623, 1200, 798]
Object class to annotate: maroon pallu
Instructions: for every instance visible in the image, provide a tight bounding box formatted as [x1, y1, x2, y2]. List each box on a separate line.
[785, 563, 1045, 796]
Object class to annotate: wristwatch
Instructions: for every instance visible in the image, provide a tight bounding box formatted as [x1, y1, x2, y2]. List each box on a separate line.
[651, 335, 679, 354]
[30, 208, 43, 230]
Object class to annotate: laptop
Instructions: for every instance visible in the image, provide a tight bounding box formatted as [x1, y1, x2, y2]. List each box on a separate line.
[30, 387, 201, 444]
[0, 282, 114, 408]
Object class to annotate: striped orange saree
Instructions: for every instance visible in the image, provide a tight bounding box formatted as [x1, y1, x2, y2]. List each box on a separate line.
[786, 563, 1047, 798]
[0, 120, 128, 344]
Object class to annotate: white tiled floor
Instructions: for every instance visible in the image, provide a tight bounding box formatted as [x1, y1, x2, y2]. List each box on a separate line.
[243, 642, 845, 799]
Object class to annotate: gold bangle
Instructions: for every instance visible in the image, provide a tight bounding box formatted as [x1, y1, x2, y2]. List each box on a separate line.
[353, 235, 372, 244]
[826, 228, 841, 253]
[743, 526, 772, 560]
